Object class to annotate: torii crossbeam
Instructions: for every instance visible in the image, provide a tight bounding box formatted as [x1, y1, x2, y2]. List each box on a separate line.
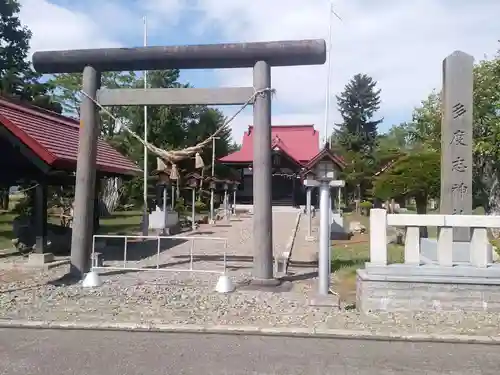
[32, 39, 327, 283]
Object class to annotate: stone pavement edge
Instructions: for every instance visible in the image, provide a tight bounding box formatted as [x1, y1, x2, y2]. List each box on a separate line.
[0, 319, 498, 345]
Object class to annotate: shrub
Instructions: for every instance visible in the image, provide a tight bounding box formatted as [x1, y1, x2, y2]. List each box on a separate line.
[194, 200, 207, 213]
[406, 204, 417, 212]
[359, 201, 373, 216]
[174, 197, 186, 213]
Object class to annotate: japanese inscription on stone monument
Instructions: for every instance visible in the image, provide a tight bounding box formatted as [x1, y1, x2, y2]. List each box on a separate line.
[440, 51, 474, 242]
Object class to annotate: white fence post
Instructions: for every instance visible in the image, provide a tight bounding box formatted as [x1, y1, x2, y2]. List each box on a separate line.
[404, 226, 420, 265]
[470, 227, 489, 267]
[437, 227, 453, 267]
[156, 236, 161, 269]
[369, 209, 387, 265]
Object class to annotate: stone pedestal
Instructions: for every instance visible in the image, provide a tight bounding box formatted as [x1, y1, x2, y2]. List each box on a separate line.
[420, 238, 493, 264]
[330, 211, 349, 240]
[148, 207, 180, 235]
[356, 263, 500, 313]
[28, 252, 54, 266]
[310, 294, 340, 308]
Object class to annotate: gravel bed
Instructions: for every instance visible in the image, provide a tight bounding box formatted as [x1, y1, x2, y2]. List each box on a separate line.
[1, 265, 500, 337]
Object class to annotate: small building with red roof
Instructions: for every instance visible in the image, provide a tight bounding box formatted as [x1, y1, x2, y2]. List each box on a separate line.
[219, 125, 344, 206]
[0, 95, 140, 254]
[0, 96, 140, 181]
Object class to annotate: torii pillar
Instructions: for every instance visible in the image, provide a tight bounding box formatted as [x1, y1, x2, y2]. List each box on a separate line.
[32, 40, 326, 281]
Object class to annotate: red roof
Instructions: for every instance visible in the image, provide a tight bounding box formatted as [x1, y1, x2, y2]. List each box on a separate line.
[0, 97, 140, 176]
[220, 125, 320, 165]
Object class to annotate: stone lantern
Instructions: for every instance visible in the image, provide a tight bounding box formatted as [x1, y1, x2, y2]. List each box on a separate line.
[222, 180, 231, 217]
[207, 177, 218, 224]
[186, 173, 201, 231]
[314, 160, 336, 182]
[231, 181, 240, 215]
[157, 171, 171, 211]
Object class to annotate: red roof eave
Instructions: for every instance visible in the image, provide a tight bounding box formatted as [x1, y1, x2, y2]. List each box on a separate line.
[0, 112, 59, 165]
[0, 97, 141, 177]
[271, 138, 305, 167]
[218, 149, 251, 164]
[53, 157, 141, 177]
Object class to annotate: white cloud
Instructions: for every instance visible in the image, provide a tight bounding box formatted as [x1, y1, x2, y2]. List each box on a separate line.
[17, 0, 500, 145]
[19, 0, 120, 53]
[195, 0, 500, 142]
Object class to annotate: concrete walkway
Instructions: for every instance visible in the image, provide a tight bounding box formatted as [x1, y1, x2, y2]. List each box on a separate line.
[95, 210, 301, 283]
[290, 214, 319, 263]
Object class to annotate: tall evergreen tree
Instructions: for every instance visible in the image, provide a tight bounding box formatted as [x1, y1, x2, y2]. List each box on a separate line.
[334, 73, 382, 153]
[0, 0, 61, 112]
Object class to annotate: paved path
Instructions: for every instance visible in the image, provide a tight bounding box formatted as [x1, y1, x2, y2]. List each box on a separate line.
[1, 329, 499, 375]
[98, 211, 299, 281]
[290, 214, 319, 263]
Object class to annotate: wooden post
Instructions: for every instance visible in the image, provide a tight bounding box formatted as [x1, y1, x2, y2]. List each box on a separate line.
[93, 179, 100, 234]
[34, 182, 48, 254]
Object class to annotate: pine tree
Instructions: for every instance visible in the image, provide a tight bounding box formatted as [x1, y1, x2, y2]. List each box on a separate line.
[0, 0, 61, 112]
[334, 73, 382, 153]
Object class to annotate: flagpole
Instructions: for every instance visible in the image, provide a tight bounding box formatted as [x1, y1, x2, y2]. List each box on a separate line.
[323, 1, 334, 146]
[142, 15, 149, 236]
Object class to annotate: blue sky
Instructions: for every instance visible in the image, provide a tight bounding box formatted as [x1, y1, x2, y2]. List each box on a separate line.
[19, 0, 500, 144]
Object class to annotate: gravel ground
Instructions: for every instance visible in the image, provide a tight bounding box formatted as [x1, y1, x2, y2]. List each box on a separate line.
[1, 212, 500, 337]
[1, 264, 500, 337]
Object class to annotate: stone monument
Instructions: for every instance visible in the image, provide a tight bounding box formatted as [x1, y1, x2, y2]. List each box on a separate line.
[420, 51, 493, 263]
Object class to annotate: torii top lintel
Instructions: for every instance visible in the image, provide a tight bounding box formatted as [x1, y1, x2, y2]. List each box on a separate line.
[32, 39, 327, 74]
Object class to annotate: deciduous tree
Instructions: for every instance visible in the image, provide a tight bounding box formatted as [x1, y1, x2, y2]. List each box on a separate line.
[0, 0, 60, 112]
[372, 151, 440, 237]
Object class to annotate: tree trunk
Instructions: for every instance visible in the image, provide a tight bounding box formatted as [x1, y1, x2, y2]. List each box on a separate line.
[99, 177, 122, 216]
[1, 188, 9, 210]
[355, 184, 361, 214]
[415, 195, 428, 238]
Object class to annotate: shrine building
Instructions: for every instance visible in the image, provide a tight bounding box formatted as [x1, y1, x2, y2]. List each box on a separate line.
[219, 125, 345, 207]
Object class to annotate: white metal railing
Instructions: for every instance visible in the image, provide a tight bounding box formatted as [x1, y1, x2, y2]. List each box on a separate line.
[370, 208, 500, 268]
[91, 234, 228, 274]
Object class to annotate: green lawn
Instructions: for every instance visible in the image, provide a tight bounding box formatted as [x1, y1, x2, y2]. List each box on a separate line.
[97, 210, 142, 235]
[331, 240, 404, 304]
[0, 209, 143, 251]
[333, 207, 496, 304]
[0, 211, 16, 250]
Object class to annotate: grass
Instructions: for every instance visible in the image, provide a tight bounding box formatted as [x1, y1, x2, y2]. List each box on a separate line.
[0, 211, 17, 250]
[332, 207, 498, 303]
[98, 210, 142, 235]
[0, 196, 213, 251]
[331, 242, 404, 302]
[331, 212, 404, 303]
[0, 207, 143, 251]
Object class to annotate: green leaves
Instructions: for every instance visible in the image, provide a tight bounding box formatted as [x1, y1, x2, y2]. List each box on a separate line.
[48, 68, 236, 203]
[372, 151, 440, 201]
[0, 0, 59, 112]
[334, 73, 382, 154]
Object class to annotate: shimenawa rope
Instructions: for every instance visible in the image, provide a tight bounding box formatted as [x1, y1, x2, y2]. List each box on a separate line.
[80, 87, 275, 167]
